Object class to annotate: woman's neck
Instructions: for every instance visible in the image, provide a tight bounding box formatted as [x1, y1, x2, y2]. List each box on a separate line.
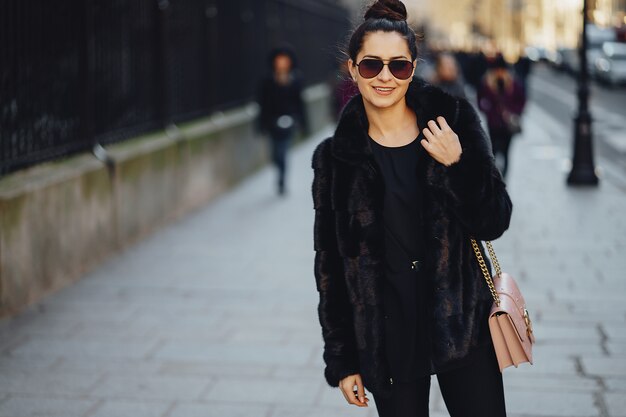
[365, 98, 419, 146]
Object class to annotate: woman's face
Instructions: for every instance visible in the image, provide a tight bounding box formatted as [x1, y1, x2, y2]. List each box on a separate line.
[437, 55, 458, 81]
[348, 31, 416, 111]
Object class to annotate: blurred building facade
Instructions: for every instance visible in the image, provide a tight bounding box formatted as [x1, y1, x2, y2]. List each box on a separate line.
[410, 0, 626, 58]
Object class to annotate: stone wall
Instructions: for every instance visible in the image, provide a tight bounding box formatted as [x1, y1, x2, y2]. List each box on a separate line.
[0, 84, 333, 317]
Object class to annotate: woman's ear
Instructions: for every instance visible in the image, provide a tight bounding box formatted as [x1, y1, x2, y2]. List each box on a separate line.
[348, 59, 357, 81]
[411, 59, 417, 79]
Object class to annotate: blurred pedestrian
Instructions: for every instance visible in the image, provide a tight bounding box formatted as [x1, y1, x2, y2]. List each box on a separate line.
[431, 52, 466, 98]
[258, 46, 308, 196]
[333, 60, 360, 119]
[514, 52, 533, 95]
[311, 0, 512, 415]
[465, 50, 488, 91]
[477, 55, 526, 178]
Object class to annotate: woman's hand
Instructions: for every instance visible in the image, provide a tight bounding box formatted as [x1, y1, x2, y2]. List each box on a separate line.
[339, 373, 369, 407]
[421, 116, 462, 167]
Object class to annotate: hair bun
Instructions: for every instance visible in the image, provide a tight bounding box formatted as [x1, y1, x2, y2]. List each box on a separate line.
[364, 0, 408, 22]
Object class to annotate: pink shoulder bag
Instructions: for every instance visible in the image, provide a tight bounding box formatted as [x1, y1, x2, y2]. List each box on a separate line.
[471, 239, 535, 372]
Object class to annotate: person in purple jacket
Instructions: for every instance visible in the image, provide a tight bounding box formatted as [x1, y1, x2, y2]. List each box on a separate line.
[477, 55, 526, 178]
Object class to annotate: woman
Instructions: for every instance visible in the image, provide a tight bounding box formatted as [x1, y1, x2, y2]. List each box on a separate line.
[477, 55, 526, 178]
[258, 46, 308, 195]
[311, 1, 512, 416]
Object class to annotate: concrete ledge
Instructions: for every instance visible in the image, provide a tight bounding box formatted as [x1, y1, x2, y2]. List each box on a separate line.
[0, 83, 333, 317]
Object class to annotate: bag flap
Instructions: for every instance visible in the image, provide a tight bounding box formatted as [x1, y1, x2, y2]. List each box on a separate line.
[490, 273, 535, 349]
[493, 272, 526, 314]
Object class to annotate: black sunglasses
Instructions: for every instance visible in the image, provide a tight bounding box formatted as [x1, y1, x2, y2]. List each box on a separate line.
[355, 58, 414, 80]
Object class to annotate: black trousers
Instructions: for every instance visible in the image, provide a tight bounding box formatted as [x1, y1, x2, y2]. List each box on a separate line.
[373, 344, 506, 417]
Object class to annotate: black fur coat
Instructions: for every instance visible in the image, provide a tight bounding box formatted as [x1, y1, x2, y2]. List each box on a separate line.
[311, 80, 513, 399]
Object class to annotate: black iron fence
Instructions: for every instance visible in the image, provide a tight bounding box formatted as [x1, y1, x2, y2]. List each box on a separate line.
[0, 0, 350, 175]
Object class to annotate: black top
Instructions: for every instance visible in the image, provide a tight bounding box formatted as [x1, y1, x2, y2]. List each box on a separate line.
[369, 134, 431, 382]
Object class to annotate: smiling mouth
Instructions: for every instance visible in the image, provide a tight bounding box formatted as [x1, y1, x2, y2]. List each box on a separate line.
[373, 87, 394, 92]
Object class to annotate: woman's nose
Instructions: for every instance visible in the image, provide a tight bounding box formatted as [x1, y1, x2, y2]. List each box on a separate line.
[377, 64, 393, 82]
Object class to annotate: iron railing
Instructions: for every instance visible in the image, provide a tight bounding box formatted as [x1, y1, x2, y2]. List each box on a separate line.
[0, 0, 350, 175]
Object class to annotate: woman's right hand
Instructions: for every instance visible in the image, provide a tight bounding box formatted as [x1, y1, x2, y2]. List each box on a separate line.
[339, 373, 369, 407]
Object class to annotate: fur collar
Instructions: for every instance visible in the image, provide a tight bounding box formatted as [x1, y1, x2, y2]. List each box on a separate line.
[331, 79, 458, 165]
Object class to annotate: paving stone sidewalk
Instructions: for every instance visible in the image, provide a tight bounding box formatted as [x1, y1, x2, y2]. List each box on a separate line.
[1, 100, 625, 417]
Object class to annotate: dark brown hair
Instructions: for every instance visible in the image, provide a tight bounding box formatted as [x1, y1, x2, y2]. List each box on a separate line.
[347, 0, 418, 62]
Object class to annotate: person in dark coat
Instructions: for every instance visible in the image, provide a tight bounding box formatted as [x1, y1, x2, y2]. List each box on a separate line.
[258, 47, 308, 195]
[514, 52, 533, 95]
[311, 1, 512, 416]
[477, 55, 526, 178]
[465, 50, 489, 91]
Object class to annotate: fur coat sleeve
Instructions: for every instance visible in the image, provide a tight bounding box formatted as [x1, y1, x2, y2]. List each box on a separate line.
[426, 97, 513, 241]
[311, 138, 359, 386]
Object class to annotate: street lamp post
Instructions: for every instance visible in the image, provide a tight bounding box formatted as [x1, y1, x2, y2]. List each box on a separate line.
[567, 0, 599, 186]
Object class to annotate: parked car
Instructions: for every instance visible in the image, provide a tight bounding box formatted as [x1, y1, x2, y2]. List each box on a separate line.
[594, 42, 626, 85]
[554, 25, 616, 75]
[587, 24, 617, 77]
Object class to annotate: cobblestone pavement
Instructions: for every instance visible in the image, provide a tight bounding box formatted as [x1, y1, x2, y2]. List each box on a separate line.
[1, 99, 625, 417]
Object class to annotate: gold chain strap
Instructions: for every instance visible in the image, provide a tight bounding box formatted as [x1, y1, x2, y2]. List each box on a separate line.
[470, 239, 501, 306]
[485, 241, 502, 276]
